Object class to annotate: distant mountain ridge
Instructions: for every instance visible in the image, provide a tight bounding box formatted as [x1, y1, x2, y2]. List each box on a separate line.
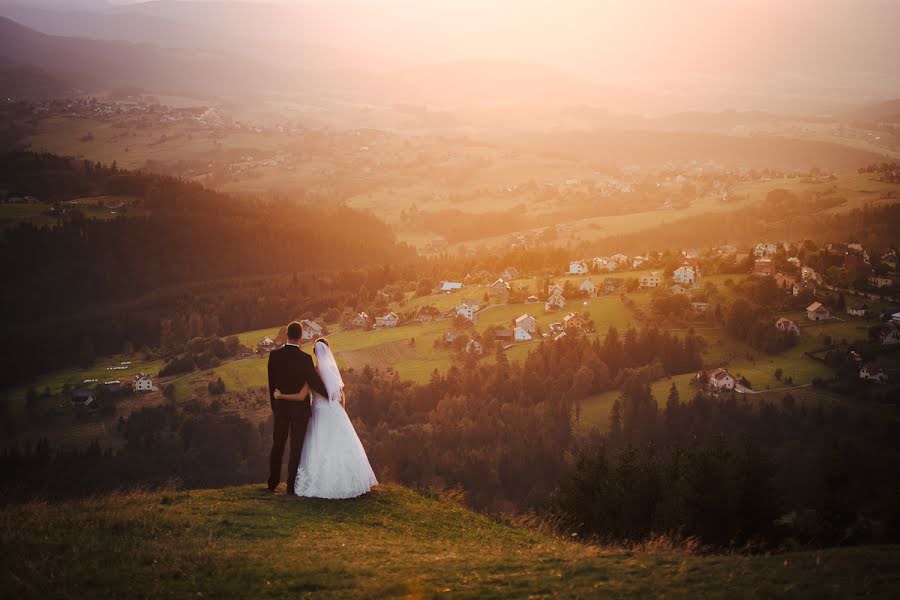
[0, 16, 286, 97]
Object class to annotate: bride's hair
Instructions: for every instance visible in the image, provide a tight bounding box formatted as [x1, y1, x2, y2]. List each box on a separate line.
[314, 337, 330, 348]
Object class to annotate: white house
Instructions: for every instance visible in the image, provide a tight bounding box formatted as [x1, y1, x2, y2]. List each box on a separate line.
[545, 292, 566, 312]
[632, 256, 648, 269]
[611, 253, 629, 265]
[640, 272, 661, 288]
[457, 304, 477, 322]
[682, 248, 701, 260]
[579, 278, 597, 297]
[859, 363, 887, 383]
[704, 368, 736, 391]
[376, 312, 399, 328]
[133, 373, 153, 393]
[258, 336, 277, 353]
[514, 327, 533, 342]
[350, 312, 370, 329]
[300, 319, 324, 340]
[514, 314, 537, 333]
[568, 260, 589, 275]
[806, 302, 831, 321]
[775, 317, 800, 336]
[673, 266, 697, 285]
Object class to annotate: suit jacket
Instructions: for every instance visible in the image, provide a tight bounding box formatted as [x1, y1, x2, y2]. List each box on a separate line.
[267, 345, 327, 417]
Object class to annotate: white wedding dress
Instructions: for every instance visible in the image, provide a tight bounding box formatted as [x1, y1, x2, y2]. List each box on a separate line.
[294, 341, 378, 499]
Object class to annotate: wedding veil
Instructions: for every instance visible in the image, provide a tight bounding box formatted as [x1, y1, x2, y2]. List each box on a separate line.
[314, 340, 344, 402]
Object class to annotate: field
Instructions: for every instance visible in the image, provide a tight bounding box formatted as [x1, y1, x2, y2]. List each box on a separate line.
[2, 483, 899, 598]
[0, 195, 146, 233]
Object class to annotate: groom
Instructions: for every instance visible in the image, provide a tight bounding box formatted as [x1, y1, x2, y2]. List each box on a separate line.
[267, 321, 328, 494]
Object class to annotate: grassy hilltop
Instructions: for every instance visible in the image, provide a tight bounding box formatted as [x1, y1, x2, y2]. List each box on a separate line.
[2, 484, 899, 598]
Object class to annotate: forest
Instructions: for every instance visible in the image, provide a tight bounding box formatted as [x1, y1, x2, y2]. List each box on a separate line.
[0, 152, 417, 385]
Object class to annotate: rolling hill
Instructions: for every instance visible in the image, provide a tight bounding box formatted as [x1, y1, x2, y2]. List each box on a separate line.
[2, 483, 899, 597]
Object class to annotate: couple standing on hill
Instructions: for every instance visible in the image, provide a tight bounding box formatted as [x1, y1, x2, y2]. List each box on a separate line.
[266, 321, 377, 499]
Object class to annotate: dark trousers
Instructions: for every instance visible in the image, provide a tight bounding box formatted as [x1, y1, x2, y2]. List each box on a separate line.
[268, 411, 310, 493]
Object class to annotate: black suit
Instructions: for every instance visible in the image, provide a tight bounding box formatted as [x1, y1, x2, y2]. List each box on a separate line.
[267, 344, 327, 493]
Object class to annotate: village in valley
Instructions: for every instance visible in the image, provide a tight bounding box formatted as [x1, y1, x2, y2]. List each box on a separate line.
[9, 221, 900, 450]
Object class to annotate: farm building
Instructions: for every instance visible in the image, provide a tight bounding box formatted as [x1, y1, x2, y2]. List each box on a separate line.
[300, 319, 324, 340]
[514, 314, 537, 333]
[859, 363, 887, 383]
[579, 278, 597, 297]
[563, 312, 587, 332]
[514, 327, 533, 342]
[673, 265, 697, 285]
[568, 260, 589, 275]
[806, 302, 831, 321]
[133, 373, 154, 393]
[258, 336, 277, 353]
[350, 312, 370, 329]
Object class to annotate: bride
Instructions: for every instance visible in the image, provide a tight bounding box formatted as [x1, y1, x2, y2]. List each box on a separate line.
[273, 338, 378, 499]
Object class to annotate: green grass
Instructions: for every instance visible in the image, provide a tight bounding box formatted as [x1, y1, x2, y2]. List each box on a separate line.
[2, 483, 898, 598]
[6, 356, 164, 409]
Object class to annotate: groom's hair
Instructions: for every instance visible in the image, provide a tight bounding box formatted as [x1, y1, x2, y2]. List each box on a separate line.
[287, 321, 303, 341]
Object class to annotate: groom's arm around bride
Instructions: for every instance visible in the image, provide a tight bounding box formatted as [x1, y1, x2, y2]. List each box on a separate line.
[266, 321, 327, 494]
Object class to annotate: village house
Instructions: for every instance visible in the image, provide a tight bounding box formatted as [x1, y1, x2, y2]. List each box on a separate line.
[787, 257, 801, 267]
[640, 272, 661, 288]
[753, 259, 774, 277]
[547, 284, 564, 297]
[673, 265, 697, 286]
[440, 281, 463, 292]
[514, 314, 537, 333]
[697, 368, 736, 391]
[611, 253, 629, 266]
[847, 302, 869, 318]
[525, 295, 540, 304]
[514, 327, 533, 342]
[631, 256, 648, 269]
[350, 312, 370, 329]
[133, 373, 153, 393]
[258, 336, 277, 353]
[545, 292, 566, 312]
[71, 388, 97, 408]
[869, 275, 895, 288]
[415, 306, 441, 322]
[568, 260, 589, 275]
[603, 278, 624, 294]
[775, 317, 800, 336]
[300, 319, 324, 341]
[563, 312, 587, 333]
[465, 339, 484, 355]
[859, 363, 887, 383]
[579, 278, 597, 297]
[806, 302, 831, 321]
[376, 312, 399, 328]
[690, 301, 710, 314]
[456, 303, 477, 322]
[489, 278, 511, 297]
[682, 248, 701, 260]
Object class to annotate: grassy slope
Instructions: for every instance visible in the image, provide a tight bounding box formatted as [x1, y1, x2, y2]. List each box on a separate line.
[2, 483, 898, 599]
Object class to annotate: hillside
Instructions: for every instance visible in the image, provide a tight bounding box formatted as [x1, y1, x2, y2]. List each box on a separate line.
[1, 483, 898, 598]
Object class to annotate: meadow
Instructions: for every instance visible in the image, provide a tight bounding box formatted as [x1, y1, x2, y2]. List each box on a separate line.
[2, 483, 898, 598]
